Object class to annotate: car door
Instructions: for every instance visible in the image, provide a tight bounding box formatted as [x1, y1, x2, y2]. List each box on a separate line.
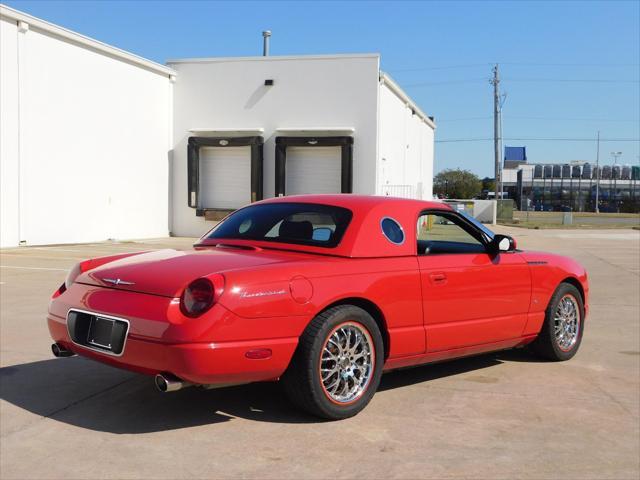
[417, 210, 531, 352]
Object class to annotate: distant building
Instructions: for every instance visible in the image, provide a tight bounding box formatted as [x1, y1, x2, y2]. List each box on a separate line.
[504, 146, 527, 170]
[502, 158, 640, 213]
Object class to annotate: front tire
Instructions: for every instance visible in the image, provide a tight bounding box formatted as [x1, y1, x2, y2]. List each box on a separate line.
[530, 282, 584, 361]
[282, 305, 384, 420]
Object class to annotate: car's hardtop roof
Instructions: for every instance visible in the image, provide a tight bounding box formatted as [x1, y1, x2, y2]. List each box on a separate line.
[200, 194, 454, 258]
[257, 194, 451, 214]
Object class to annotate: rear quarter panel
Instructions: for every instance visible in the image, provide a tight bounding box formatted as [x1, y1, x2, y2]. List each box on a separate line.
[219, 256, 424, 358]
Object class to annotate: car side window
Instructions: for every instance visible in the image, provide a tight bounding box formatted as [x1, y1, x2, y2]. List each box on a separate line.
[417, 213, 486, 255]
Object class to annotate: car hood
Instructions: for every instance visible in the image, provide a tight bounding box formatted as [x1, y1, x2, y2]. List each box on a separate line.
[76, 248, 295, 297]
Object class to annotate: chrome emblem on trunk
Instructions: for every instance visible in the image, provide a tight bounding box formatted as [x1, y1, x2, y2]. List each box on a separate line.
[103, 278, 135, 286]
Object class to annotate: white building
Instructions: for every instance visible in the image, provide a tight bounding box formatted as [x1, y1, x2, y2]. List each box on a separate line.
[1, 5, 174, 247]
[169, 55, 435, 236]
[1, 5, 435, 246]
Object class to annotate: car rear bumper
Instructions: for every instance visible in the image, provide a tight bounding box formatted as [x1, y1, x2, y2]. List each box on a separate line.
[47, 312, 299, 385]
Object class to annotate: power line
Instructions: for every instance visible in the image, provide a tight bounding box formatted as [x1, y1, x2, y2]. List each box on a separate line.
[387, 62, 639, 72]
[403, 78, 639, 87]
[402, 79, 487, 86]
[499, 62, 640, 67]
[436, 116, 639, 123]
[435, 137, 640, 143]
[506, 116, 639, 122]
[505, 78, 639, 83]
[388, 63, 491, 72]
[507, 137, 640, 142]
[436, 116, 493, 122]
[435, 138, 493, 143]
[506, 137, 640, 142]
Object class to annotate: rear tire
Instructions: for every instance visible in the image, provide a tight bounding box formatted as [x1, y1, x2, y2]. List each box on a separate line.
[282, 305, 384, 420]
[530, 282, 584, 361]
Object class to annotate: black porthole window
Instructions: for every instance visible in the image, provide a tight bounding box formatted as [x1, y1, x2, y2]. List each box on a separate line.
[381, 217, 405, 245]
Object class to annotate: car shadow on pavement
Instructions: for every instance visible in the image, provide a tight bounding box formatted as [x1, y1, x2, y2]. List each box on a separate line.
[378, 347, 543, 392]
[0, 347, 541, 433]
[0, 356, 314, 433]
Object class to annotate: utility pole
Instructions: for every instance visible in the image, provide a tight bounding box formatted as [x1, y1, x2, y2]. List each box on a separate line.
[595, 131, 600, 213]
[490, 64, 501, 200]
[611, 151, 622, 213]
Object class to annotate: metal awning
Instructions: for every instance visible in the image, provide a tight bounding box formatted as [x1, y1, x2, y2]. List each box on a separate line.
[188, 128, 264, 136]
[275, 127, 355, 136]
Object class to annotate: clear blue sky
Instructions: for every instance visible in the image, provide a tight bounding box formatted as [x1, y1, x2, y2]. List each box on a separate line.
[5, 0, 639, 177]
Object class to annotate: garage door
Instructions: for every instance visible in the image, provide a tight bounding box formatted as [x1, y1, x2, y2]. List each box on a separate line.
[285, 146, 342, 195]
[199, 146, 251, 209]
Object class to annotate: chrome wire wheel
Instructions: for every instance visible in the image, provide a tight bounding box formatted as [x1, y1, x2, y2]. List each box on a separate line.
[554, 294, 581, 352]
[319, 322, 375, 404]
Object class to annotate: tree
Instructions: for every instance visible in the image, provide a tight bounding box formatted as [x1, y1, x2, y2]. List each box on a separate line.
[433, 169, 483, 199]
[481, 177, 495, 194]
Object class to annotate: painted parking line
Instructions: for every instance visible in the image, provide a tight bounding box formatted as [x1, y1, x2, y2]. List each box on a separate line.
[554, 233, 640, 240]
[0, 254, 83, 261]
[0, 265, 68, 272]
[33, 247, 85, 252]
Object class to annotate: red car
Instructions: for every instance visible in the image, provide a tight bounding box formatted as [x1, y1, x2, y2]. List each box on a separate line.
[48, 195, 588, 419]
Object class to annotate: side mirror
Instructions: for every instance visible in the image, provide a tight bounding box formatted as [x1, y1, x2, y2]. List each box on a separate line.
[490, 234, 516, 254]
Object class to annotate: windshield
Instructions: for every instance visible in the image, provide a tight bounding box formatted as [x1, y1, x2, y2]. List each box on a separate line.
[459, 211, 495, 241]
[206, 203, 353, 248]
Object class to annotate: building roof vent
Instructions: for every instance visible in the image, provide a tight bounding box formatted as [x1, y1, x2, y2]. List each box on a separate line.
[262, 30, 271, 56]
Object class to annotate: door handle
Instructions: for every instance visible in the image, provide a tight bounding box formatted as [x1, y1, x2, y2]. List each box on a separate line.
[429, 272, 447, 285]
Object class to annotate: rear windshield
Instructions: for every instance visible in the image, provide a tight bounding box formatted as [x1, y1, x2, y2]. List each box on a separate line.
[206, 203, 353, 248]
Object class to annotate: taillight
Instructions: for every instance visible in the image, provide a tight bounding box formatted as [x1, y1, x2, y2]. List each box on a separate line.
[180, 278, 215, 317]
[52, 260, 89, 298]
[65, 260, 91, 289]
[51, 282, 67, 299]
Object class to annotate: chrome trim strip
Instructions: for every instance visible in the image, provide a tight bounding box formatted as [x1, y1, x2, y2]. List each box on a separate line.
[66, 308, 130, 358]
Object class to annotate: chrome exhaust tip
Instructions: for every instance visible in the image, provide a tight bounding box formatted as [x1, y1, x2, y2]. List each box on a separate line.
[51, 343, 75, 358]
[154, 373, 191, 393]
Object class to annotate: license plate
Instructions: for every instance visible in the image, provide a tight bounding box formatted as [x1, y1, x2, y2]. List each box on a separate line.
[87, 316, 115, 349]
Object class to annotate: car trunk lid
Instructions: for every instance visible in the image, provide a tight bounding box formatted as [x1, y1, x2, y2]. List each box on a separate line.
[76, 248, 293, 298]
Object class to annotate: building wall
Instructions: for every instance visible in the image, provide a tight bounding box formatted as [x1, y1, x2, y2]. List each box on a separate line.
[377, 83, 434, 199]
[169, 55, 381, 238]
[0, 18, 20, 247]
[2, 7, 436, 246]
[0, 12, 173, 247]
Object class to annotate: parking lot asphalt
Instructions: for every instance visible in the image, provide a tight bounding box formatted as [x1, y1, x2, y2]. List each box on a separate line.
[1, 228, 639, 479]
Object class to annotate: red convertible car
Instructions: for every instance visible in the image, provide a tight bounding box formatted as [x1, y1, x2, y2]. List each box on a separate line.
[48, 195, 588, 419]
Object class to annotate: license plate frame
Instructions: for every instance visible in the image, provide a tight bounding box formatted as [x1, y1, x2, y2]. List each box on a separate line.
[67, 309, 130, 357]
[87, 316, 115, 349]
